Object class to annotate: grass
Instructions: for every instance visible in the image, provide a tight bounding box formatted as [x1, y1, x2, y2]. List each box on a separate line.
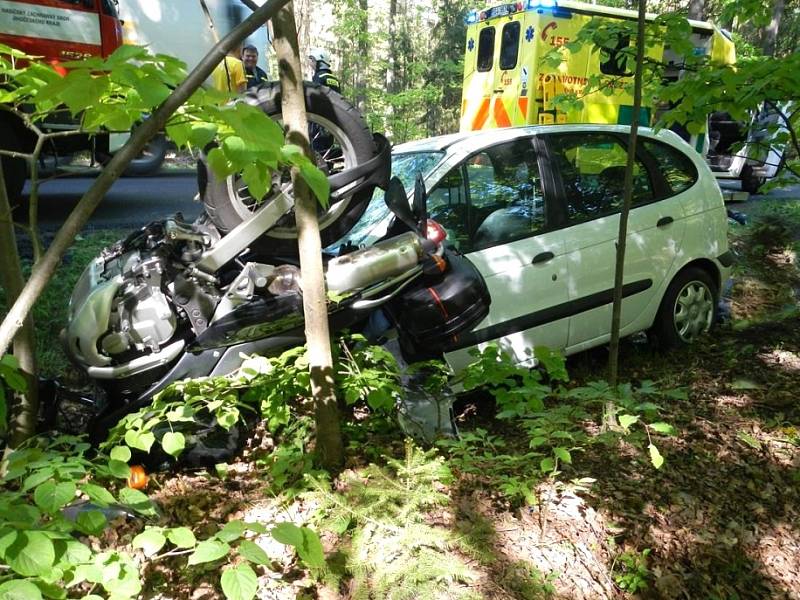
[0, 229, 125, 376]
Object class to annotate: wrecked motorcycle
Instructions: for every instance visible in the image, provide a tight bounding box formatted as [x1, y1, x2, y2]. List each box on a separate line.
[56, 109, 491, 447]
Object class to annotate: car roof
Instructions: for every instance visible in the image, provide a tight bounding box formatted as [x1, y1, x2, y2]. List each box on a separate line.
[393, 124, 687, 156]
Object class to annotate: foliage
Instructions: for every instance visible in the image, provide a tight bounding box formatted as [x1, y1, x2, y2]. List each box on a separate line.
[0, 435, 148, 599]
[309, 441, 475, 598]
[745, 202, 800, 255]
[438, 344, 678, 506]
[0, 43, 329, 205]
[0, 354, 26, 434]
[612, 548, 652, 593]
[0, 230, 124, 377]
[104, 337, 402, 464]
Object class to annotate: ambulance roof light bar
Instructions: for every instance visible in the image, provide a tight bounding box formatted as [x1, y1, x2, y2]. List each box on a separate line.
[465, 0, 558, 23]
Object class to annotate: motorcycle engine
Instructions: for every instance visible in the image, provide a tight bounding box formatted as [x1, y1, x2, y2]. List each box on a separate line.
[63, 219, 216, 380]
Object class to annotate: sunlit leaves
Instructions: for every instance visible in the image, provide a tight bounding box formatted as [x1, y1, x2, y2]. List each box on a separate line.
[220, 564, 258, 600]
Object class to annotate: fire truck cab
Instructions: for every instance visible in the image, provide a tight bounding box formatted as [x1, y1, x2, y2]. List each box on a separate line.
[0, 0, 123, 202]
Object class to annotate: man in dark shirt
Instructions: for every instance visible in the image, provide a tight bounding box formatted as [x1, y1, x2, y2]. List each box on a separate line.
[242, 44, 267, 90]
[308, 48, 341, 93]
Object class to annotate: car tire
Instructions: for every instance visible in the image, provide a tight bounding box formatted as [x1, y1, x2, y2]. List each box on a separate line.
[740, 164, 765, 194]
[123, 134, 169, 176]
[200, 82, 376, 256]
[652, 267, 718, 348]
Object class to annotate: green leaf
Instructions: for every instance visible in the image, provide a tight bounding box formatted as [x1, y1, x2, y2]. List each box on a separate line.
[220, 564, 258, 600]
[206, 146, 235, 178]
[271, 522, 304, 548]
[22, 468, 55, 491]
[238, 539, 269, 565]
[6, 531, 55, 577]
[80, 483, 116, 507]
[34, 481, 76, 514]
[60, 539, 92, 565]
[107, 459, 131, 479]
[75, 509, 107, 536]
[553, 447, 572, 464]
[297, 527, 325, 570]
[648, 422, 675, 435]
[109, 446, 131, 463]
[240, 163, 270, 202]
[187, 539, 230, 565]
[539, 457, 555, 473]
[217, 520, 246, 543]
[737, 431, 762, 450]
[124, 429, 155, 453]
[188, 123, 218, 147]
[118, 488, 157, 516]
[167, 527, 197, 549]
[132, 528, 166, 558]
[0, 580, 43, 600]
[648, 444, 664, 469]
[161, 431, 186, 458]
[618, 414, 639, 431]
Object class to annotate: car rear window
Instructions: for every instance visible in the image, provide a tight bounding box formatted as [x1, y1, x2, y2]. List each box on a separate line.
[642, 139, 698, 195]
[477, 27, 495, 72]
[499, 21, 520, 70]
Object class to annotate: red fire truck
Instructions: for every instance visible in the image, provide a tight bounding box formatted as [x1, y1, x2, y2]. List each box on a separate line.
[0, 0, 123, 202]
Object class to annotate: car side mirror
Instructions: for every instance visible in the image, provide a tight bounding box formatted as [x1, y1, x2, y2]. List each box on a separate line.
[383, 176, 419, 233]
[413, 172, 427, 231]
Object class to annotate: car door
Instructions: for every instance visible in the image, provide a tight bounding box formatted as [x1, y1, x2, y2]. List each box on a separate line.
[541, 131, 686, 351]
[436, 136, 571, 372]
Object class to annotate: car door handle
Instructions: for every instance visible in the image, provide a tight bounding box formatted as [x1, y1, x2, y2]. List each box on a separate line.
[657, 216, 674, 228]
[532, 251, 554, 264]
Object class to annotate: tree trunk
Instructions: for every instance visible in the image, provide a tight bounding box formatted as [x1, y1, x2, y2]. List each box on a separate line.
[0, 0, 291, 358]
[687, 0, 705, 21]
[387, 0, 398, 94]
[272, 3, 344, 471]
[0, 160, 38, 446]
[355, 0, 369, 110]
[607, 0, 646, 405]
[761, 0, 785, 56]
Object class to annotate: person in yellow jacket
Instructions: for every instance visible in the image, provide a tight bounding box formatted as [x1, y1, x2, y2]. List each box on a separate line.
[211, 47, 247, 94]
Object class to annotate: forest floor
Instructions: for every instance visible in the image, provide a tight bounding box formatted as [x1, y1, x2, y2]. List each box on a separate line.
[4, 198, 800, 599]
[117, 200, 800, 600]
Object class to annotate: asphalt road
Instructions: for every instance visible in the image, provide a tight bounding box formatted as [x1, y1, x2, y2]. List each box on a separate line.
[27, 172, 201, 232]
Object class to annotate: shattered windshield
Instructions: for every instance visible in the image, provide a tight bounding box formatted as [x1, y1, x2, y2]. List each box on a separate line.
[335, 150, 445, 247]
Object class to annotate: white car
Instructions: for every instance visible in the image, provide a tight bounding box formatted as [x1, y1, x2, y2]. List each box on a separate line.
[344, 124, 733, 371]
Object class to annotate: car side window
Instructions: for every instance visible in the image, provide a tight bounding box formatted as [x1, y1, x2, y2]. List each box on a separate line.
[642, 139, 698, 195]
[547, 133, 654, 223]
[429, 138, 544, 252]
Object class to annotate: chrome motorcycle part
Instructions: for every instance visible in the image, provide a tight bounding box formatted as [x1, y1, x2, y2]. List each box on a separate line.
[64, 274, 123, 368]
[195, 190, 294, 273]
[350, 266, 424, 310]
[212, 262, 277, 323]
[87, 340, 186, 379]
[326, 231, 425, 294]
[165, 218, 211, 246]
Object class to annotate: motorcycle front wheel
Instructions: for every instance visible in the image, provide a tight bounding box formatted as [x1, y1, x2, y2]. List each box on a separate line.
[199, 82, 377, 255]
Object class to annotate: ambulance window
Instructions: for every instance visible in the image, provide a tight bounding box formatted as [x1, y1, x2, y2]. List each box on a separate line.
[477, 27, 495, 72]
[499, 22, 521, 70]
[642, 139, 698, 195]
[600, 35, 632, 76]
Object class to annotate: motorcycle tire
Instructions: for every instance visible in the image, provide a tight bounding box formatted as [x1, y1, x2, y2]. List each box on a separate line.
[200, 82, 376, 256]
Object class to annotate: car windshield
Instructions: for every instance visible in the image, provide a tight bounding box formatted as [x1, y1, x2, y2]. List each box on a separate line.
[334, 150, 445, 247]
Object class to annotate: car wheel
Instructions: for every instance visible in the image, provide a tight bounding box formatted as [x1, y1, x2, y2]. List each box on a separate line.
[740, 164, 765, 194]
[652, 267, 717, 348]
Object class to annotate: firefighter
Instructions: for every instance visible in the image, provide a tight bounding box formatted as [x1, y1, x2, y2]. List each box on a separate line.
[308, 49, 340, 93]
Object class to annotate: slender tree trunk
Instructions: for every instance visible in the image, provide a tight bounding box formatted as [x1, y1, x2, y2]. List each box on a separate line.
[0, 0, 290, 358]
[387, 0, 398, 94]
[607, 0, 646, 406]
[761, 0, 785, 56]
[355, 0, 368, 110]
[272, 4, 344, 471]
[0, 162, 38, 446]
[687, 0, 705, 20]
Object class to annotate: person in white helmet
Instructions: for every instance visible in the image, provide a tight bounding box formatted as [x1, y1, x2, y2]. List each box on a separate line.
[308, 48, 341, 93]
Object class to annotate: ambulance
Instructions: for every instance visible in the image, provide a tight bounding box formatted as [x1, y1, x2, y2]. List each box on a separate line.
[459, 0, 780, 193]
